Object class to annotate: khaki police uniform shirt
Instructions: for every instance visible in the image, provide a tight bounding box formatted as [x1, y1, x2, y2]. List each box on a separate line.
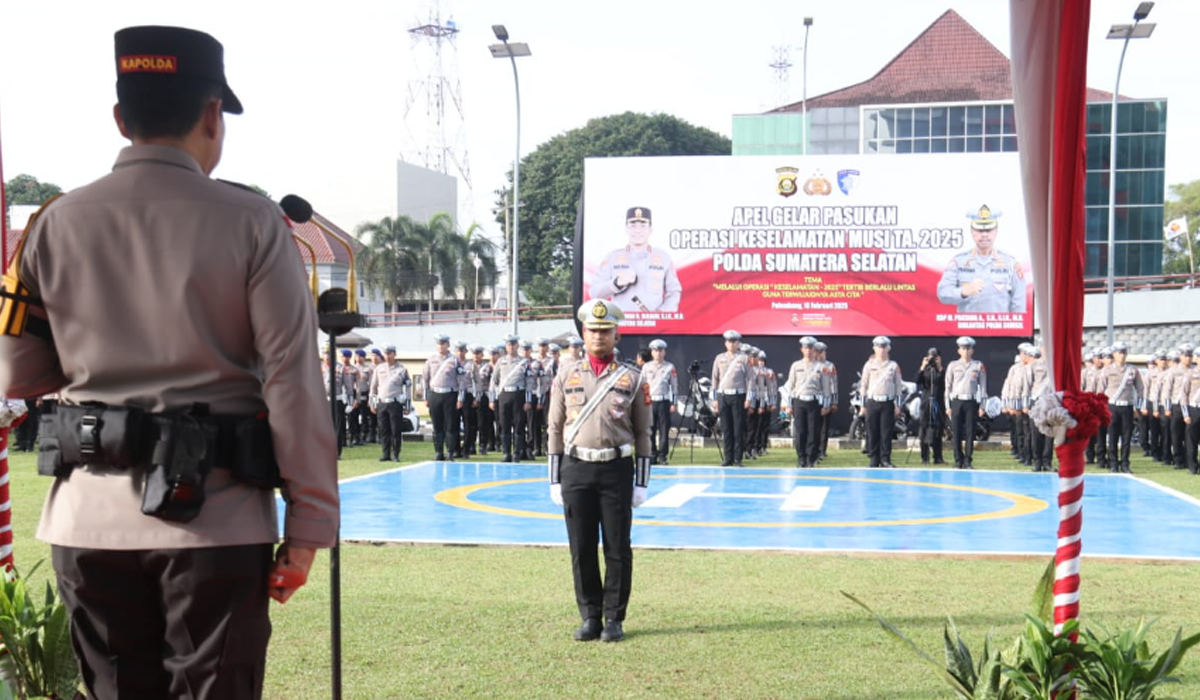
[423, 352, 466, 402]
[1144, 365, 1162, 411]
[478, 360, 495, 400]
[371, 361, 411, 402]
[783, 359, 833, 407]
[1177, 365, 1200, 411]
[1101, 363, 1144, 407]
[1003, 360, 1028, 410]
[536, 354, 556, 397]
[712, 351, 753, 401]
[589, 245, 683, 313]
[355, 360, 373, 401]
[1154, 365, 1175, 410]
[936, 248, 1027, 313]
[491, 355, 533, 401]
[641, 359, 678, 403]
[859, 357, 904, 401]
[323, 362, 355, 403]
[0, 144, 339, 550]
[547, 356, 651, 456]
[944, 359, 987, 406]
[1030, 359, 1051, 399]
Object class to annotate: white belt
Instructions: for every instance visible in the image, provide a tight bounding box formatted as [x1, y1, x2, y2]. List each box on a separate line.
[567, 444, 633, 463]
[720, 389, 746, 395]
[951, 395, 976, 401]
[378, 397, 401, 403]
[502, 386, 524, 392]
[1110, 400, 1133, 406]
[651, 395, 671, 401]
[430, 387, 454, 394]
[794, 395, 818, 402]
[1189, 404, 1200, 410]
[868, 395, 895, 402]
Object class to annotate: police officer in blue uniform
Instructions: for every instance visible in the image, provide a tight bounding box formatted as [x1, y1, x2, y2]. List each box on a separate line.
[937, 205, 1027, 314]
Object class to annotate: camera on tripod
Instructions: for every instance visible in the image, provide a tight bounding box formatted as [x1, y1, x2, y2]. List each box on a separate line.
[689, 359, 702, 376]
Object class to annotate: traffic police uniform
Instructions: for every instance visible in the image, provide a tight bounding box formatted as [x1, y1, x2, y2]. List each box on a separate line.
[532, 338, 556, 456]
[783, 336, 831, 468]
[641, 339, 678, 465]
[742, 345, 761, 460]
[1001, 349, 1027, 463]
[423, 334, 466, 461]
[454, 340, 477, 457]
[0, 26, 340, 699]
[522, 340, 546, 459]
[815, 342, 837, 459]
[944, 337, 987, 469]
[547, 300, 651, 643]
[589, 207, 683, 313]
[1167, 346, 1196, 471]
[471, 346, 493, 455]
[491, 335, 533, 462]
[1100, 342, 1144, 472]
[1028, 348, 1055, 470]
[1142, 350, 1166, 460]
[936, 205, 1027, 313]
[1175, 345, 1200, 474]
[859, 337, 904, 468]
[324, 350, 356, 457]
[371, 347, 411, 461]
[712, 330, 754, 466]
[353, 349, 373, 444]
[755, 350, 779, 457]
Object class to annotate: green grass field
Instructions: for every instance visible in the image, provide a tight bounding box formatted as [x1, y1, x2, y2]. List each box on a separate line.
[8, 439, 1200, 699]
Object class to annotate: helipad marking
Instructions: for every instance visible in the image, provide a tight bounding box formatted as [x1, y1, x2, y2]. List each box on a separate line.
[642, 483, 711, 508]
[781, 486, 830, 511]
[433, 473, 1048, 527]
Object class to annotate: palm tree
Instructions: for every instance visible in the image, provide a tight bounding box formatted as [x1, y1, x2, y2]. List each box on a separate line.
[461, 222, 499, 311]
[355, 216, 423, 310]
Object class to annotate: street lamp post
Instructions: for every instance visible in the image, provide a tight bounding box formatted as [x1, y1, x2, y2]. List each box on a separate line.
[802, 17, 813, 156]
[1105, 2, 1155, 345]
[490, 26, 531, 336]
[472, 254, 482, 316]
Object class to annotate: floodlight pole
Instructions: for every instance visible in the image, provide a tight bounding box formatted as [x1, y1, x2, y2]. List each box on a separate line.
[801, 17, 812, 155]
[491, 26, 529, 337]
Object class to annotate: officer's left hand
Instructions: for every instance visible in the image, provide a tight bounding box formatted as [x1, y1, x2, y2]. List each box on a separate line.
[894, 406, 901, 417]
[456, 401, 463, 410]
[669, 405, 676, 413]
[743, 400, 750, 410]
[631, 486, 649, 508]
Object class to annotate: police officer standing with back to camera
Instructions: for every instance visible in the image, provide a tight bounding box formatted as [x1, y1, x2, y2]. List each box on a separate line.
[547, 299, 651, 643]
[492, 334, 532, 462]
[1101, 341, 1144, 473]
[915, 347, 946, 465]
[642, 339, 677, 465]
[754, 350, 779, 458]
[424, 333, 466, 461]
[1028, 346, 1055, 471]
[1001, 346, 1028, 464]
[371, 344, 411, 461]
[0, 26, 339, 699]
[944, 336, 987, 469]
[859, 336, 904, 468]
[712, 330, 753, 466]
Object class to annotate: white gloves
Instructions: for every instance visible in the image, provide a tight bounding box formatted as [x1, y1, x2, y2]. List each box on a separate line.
[631, 486, 648, 508]
[550, 483, 563, 506]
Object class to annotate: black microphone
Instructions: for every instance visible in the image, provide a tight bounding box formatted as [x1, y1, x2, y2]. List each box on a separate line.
[280, 194, 313, 224]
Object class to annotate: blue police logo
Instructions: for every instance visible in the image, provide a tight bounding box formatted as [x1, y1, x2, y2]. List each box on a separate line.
[837, 169, 860, 195]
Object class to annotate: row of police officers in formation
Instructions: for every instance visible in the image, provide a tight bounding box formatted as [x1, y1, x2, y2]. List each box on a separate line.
[320, 335, 598, 463]
[1081, 342, 1200, 475]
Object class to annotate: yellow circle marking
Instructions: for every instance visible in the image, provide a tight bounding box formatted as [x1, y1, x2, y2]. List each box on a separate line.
[433, 473, 1048, 528]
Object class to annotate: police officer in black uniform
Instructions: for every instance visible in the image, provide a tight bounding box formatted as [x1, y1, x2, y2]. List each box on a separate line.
[915, 347, 946, 464]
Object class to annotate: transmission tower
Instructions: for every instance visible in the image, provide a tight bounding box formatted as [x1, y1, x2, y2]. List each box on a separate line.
[769, 45, 794, 107]
[403, 2, 473, 210]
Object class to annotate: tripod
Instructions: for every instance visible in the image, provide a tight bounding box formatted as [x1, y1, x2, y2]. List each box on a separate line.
[670, 367, 723, 465]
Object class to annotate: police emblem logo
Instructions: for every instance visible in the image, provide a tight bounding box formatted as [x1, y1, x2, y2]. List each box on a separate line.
[803, 172, 832, 196]
[776, 166, 799, 198]
[591, 301, 608, 319]
[837, 169, 860, 195]
[616, 373, 633, 388]
[568, 408, 581, 422]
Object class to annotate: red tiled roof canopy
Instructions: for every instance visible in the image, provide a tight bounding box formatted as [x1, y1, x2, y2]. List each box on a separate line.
[770, 9, 1116, 112]
[291, 212, 361, 266]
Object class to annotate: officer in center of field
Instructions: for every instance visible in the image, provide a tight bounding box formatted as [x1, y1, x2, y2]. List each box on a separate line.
[859, 336, 904, 468]
[936, 205, 1027, 314]
[492, 334, 533, 462]
[423, 333, 466, 461]
[642, 339, 678, 465]
[547, 299, 651, 644]
[473, 345, 493, 456]
[944, 336, 987, 470]
[1101, 341, 1144, 473]
[783, 336, 831, 468]
[712, 330, 753, 467]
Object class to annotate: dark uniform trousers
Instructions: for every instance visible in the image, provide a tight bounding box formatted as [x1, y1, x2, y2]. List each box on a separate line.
[1139, 410, 1154, 457]
[1107, 404, 1135, 470]
[1030, 407, 1054, 469]
[429, 391, 457, 456]
[1186, 411, 1200, 475]
[16, 398, 39, 451]
[864, 398, 894, 467]
[560, 455, 633, 623]
[1020, 413, 1035, 465]
[819, 412, 831, 457]
[745, 409, 760, 456]
[1092, 425, 1109, 468]
[650, 400, 672, 462]
[791, 398, 821, 466]
[53, 543, 272, 700]
[461, 392, 478, 455]
[377, 401, 405, 459]
[332, 400, 347, 456]
[526, 396, 543, 457]
[1160, 412, 1174, 464]
[1170, 406, 1188, 470]
[950, 399, 978, 467]
[718, 393, 746, 463]
[476, 395, 494, 454]
[498, 390, 526, 458]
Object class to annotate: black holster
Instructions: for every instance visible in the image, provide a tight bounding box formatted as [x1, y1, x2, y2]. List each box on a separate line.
[38, 404, 282, 523]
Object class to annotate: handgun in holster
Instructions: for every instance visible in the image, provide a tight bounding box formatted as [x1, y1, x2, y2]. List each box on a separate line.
[141, 417, 214, 523]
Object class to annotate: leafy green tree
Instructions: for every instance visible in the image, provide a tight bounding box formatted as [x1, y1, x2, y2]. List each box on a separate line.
[355, 214, 497, 313]
[495, 112, 731, 306]
[4, 173, 62, 210]
[1164, 180, 1200, 277]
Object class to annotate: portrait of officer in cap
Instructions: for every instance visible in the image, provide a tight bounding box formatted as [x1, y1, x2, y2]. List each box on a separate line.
[936, 205, 1027, 314]
[0, 26, 338, 699]
[589, 206, 682, 313]
[548, 299, 652, 643]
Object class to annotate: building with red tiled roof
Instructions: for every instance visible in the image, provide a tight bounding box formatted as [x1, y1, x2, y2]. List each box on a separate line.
[732, 7, 1167, 279]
